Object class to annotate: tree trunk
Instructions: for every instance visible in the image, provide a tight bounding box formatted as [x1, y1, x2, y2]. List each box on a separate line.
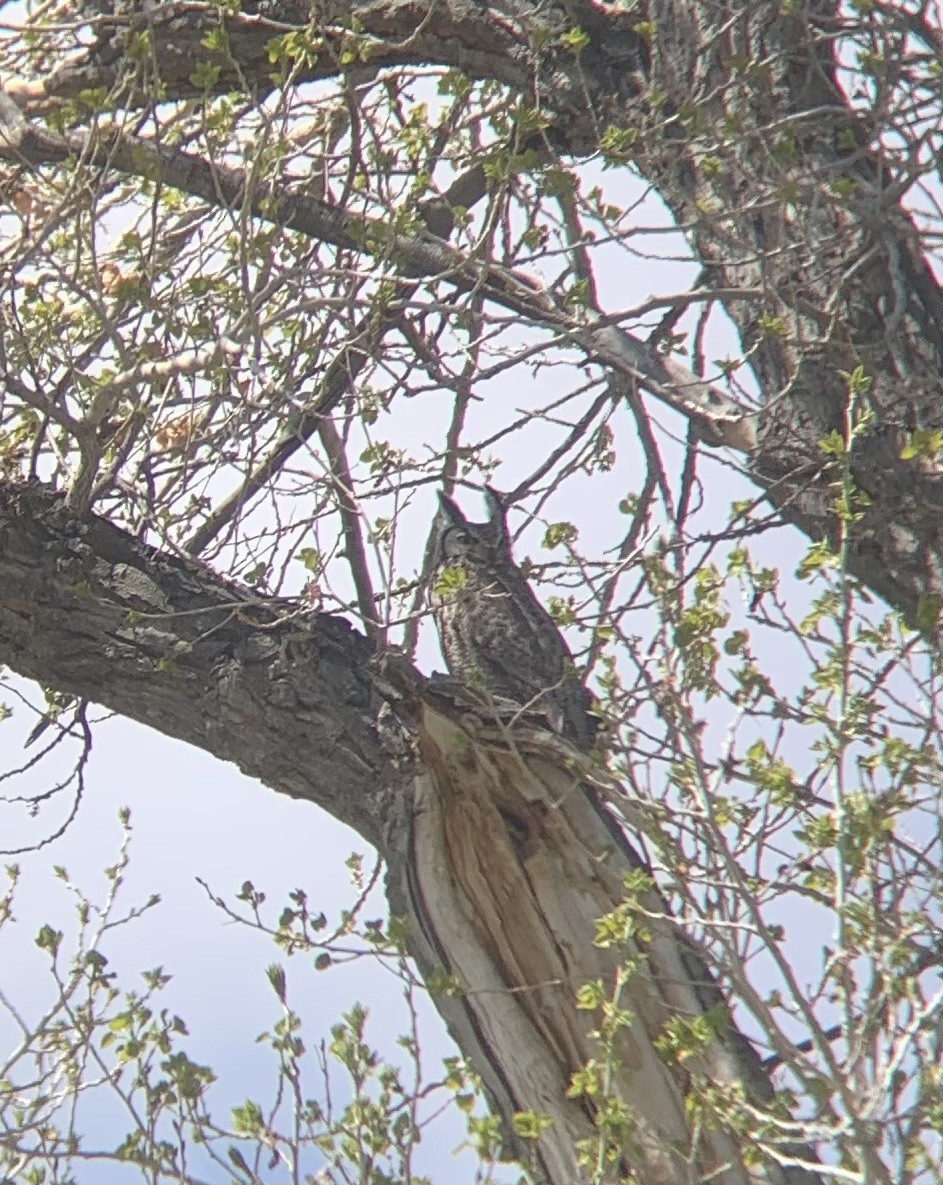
[0, 480, 821, 1183]
[604, 1, 943, 625]
[391, 687, 824, 1184]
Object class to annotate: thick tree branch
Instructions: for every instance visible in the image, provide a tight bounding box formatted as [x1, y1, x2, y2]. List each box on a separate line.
[0, 480, 404, 849]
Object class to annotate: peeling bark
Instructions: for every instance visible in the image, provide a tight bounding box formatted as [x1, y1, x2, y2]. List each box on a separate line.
[392, 692, 823, 1184]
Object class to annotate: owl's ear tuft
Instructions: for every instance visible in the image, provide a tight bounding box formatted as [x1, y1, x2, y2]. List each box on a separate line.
[483, 486, 511, 549]
[431, 491, 468, 566]
[436, 491, 468, 527]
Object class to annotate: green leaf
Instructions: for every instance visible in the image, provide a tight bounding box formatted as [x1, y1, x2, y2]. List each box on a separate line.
[512, 1109, 553, 1138]
[543, 521, 578, 549]
[560, 27, 590, 52]
[296, 547, 321, 573]
[35, 924, 62, 956]
[900, 428, 943, 461]
[189, 61, 221, 90]
[433, 564, 468, 597]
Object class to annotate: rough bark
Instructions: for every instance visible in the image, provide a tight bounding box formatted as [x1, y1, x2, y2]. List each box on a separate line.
[0, 481, 400, 848]
[0, 481, 821, 1183]
[611, 1, 943, 624]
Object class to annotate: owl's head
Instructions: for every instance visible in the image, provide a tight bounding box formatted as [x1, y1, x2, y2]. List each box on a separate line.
[430, 486, 511, 570]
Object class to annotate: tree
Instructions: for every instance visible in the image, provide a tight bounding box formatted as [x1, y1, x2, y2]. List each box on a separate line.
[0, 1, 941, 1181]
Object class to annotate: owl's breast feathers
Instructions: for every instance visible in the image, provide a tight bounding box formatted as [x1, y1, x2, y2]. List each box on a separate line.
[433, 558, 596, 748]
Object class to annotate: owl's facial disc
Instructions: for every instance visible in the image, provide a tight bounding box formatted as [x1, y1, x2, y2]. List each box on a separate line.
[443, 526, 475, 555]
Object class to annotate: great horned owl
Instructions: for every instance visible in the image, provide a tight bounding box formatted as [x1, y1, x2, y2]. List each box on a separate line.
[429, 487, 597, 749]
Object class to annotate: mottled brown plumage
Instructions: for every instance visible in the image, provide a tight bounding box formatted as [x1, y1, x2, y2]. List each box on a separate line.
[429, 487, 597, 749]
